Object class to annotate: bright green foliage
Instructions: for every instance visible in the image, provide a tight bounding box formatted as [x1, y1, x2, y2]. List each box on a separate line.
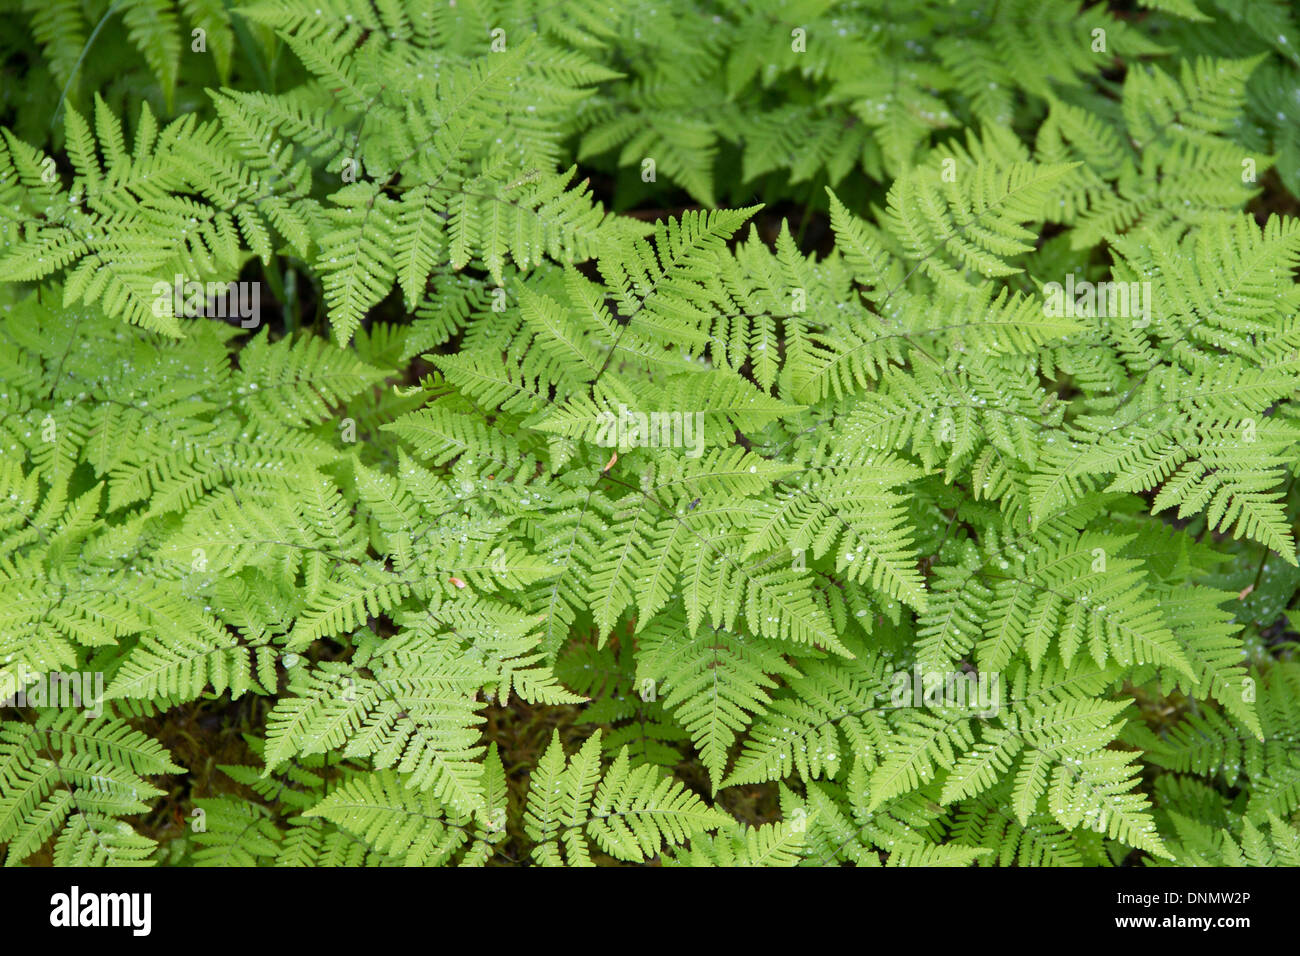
[522, 731, 729, 866]
[0, 0, 1299, 868]
[0, 713, 183, 865]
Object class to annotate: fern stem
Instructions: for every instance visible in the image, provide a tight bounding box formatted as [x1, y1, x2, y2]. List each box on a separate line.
[51, 0, 123, 128]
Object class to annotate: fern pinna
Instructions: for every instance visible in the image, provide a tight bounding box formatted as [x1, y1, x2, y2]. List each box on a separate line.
[0, 0, 1298, 868]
